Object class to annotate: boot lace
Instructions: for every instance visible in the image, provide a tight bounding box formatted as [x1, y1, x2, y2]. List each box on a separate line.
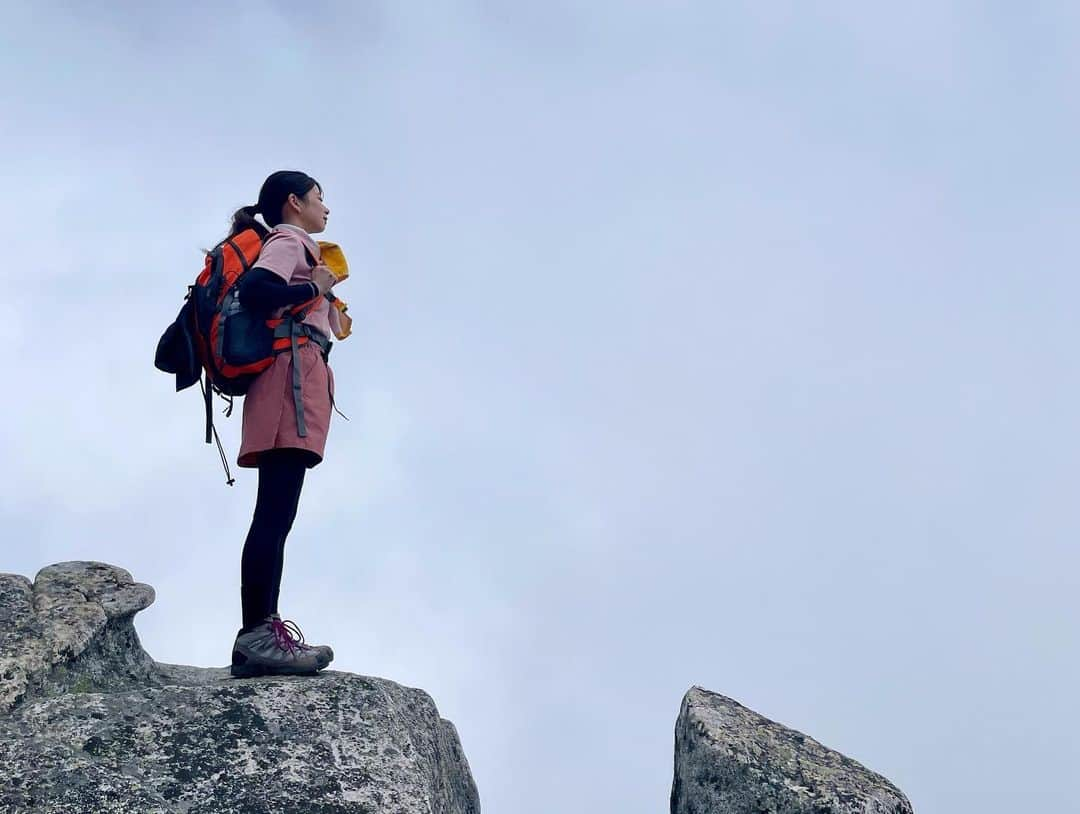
[268, 617, 316, 654]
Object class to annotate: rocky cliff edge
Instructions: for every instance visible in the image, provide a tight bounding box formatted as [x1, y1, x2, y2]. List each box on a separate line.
[0, 561, 480, 814]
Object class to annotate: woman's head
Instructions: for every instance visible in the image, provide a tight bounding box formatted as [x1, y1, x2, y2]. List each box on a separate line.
[229, 170, 329, 239]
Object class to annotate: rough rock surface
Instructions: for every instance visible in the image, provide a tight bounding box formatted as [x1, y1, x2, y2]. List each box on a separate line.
[0, 561, 480, 814]
[671, 686, 912, 814]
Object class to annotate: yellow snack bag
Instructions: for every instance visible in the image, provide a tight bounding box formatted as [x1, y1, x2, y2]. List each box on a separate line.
[317, 241, 349, 281]
[317, 240, 353, 340]
[330, 298, 352, 339]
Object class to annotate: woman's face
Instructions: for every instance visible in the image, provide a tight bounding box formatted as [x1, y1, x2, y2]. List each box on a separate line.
[287, 185, 330, 233]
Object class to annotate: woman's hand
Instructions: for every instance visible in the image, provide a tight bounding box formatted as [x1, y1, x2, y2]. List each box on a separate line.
[312, 265, 338, 296]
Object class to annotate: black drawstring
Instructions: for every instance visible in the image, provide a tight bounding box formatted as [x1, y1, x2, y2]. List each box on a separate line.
[330, 382, 349, 421]
[211, 421, 236, 487]
[199, 375, 236, 487]
[321, 345, 349, 422]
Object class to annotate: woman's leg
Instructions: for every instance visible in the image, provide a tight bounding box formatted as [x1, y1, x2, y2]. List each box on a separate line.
[240, 449, 307, 630]
[268, 452, 308, 615]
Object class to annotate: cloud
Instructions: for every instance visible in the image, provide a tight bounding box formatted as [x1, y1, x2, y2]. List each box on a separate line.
[3, 4, 1077, 813]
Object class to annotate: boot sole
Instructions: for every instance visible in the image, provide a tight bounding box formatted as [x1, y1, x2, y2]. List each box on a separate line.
[230, 650, 329, 678]
[230, 661, 321, 678]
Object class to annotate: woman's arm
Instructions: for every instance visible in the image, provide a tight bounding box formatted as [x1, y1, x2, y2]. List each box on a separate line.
[239, 267, 319, 313]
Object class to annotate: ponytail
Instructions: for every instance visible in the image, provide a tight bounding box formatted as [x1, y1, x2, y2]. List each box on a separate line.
[228, 204, 269, 240]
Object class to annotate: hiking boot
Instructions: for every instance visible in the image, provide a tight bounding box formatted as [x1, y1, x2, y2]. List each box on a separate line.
[230, 617, 331, 678]
[268, 612, 334, 664]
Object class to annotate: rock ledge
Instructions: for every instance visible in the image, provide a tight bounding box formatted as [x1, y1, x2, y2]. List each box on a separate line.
[0, 561, 480, 814]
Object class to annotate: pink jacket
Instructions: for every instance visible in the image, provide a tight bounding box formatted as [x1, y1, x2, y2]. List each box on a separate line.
[254, 224, 341, 341]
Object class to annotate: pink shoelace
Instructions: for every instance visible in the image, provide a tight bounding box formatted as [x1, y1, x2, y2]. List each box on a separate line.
[268, 617, 316, 654]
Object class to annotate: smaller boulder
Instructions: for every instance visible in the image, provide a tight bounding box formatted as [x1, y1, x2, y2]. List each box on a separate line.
[671, 686, 912, 814]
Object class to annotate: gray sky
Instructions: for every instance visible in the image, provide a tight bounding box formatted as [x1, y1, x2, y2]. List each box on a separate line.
[3, 2, 1078, 812]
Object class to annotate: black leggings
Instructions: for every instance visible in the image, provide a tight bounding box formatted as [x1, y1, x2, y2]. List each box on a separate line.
[240, 448, 308, 629]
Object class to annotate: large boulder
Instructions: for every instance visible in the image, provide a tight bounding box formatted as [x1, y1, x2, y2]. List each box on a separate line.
[0, 561, 480, 814]
[671, 686, 911, 814]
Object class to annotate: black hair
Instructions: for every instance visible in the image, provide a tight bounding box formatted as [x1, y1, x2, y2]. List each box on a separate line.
[228, 170, 322, 240]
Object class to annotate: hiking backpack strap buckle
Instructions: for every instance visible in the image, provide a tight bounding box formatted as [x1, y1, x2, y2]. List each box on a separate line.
[272, 316, 329, 439]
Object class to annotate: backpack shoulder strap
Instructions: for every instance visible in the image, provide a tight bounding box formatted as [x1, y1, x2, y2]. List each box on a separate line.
[281, 243, 323, 320]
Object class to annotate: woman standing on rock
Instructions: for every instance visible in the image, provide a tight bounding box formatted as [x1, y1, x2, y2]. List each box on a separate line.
[225, 170, 341, 678]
